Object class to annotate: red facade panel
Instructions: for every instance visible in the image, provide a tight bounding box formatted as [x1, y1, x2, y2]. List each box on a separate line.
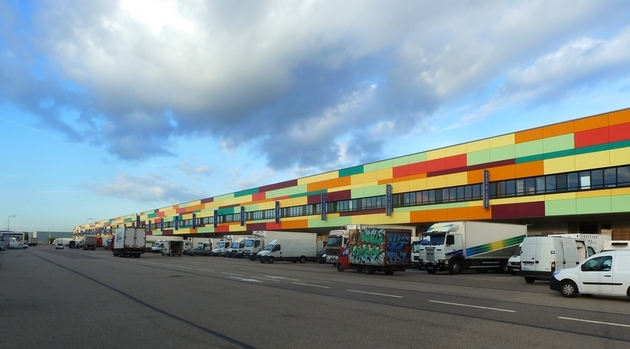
[492, 201, 545, 219]
[574, 127, 609, 148]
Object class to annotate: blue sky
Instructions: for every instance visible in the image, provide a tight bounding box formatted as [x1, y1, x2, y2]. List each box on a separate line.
[1, 0, 629, 232]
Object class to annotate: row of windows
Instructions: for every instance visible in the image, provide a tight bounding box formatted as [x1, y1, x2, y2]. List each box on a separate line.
[90, 165, 630, 233]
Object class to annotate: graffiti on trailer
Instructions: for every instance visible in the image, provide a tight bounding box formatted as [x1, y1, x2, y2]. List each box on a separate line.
[385, 232, 410, 265]
[348, 228, 412, 265]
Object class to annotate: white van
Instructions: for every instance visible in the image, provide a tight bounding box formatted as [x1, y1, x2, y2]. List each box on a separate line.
[550, 250, 630, 298]
[519, 237, 587, 284]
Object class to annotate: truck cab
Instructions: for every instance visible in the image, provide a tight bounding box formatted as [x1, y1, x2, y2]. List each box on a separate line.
[325, 229, 349, 264]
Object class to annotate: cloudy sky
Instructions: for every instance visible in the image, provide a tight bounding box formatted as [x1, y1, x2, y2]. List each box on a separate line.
[1, 0, 629, 232]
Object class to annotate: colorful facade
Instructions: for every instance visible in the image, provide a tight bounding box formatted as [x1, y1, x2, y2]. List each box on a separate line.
[74, 108, 630, 238]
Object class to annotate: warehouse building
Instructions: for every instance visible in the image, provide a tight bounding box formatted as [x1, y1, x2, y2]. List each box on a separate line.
[74, 107, 630, 239]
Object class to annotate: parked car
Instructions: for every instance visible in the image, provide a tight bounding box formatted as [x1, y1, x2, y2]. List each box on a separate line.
[0, 236, 9, 251]
[316, 247, 327, 264]
[550, 250, 630, 298]
[185, 247, 213, 256]
[55, 242, 64, 250]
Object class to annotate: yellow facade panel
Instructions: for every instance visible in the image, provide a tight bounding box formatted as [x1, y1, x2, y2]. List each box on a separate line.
[445, 143, 468, 157]
[298, 171, 338, 185]
[376, 168, 393, 181]
[362, 170, 379, 182]
[467, 139, 490, 153]
[545, 192, 577, 201]
[426, 148, 446, 161]
[575, 151, 610, 171]
[491, 197, 518, 205]
[544, 157, 575, 175]
[611, 187, 630, 195]
[445, 172, 469, 186]
[408, 177, 428, 191]
[426, 175, 447, 189]
[610, 148, 630, 166]
[350, 173, 365, 186]
[576, 190, 611, 199]
[489, 134, 515, 148]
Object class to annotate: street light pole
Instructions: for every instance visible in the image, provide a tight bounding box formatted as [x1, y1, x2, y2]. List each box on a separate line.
[87, 218, 94, 234]
[7, 215, 16, 231]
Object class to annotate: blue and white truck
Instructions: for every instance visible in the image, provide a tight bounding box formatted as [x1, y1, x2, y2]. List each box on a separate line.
[417, 221, 526, 274]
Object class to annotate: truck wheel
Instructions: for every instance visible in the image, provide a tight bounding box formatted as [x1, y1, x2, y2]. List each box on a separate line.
[449, 260, 462, 275]
[385, 270, 394, 275]
[426, 268, 437, 274]
[268, 257, 274, 264]
[366, 266, 376, 274]
[525, 277, 536, 284]
[560, 280, 578, 298]
[497, 261, 509, 273]
[337, 263, 344, 272]
[259, 259, 265, 263]
[299, 256, 306, 263]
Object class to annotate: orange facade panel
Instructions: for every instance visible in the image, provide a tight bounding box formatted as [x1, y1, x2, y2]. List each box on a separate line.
[307, 176, 352, 192]
[608, 109, 630, 126]
[573, 113, 609, 132]
[543, 121, 574, 138]
[281, 219, 309, 230]
[515, 127, 543, 144]
[515, 161, 544, 178]
[487, 164, 516, 181]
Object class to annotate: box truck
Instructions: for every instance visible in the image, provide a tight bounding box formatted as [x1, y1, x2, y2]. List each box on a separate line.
[210, 236, 234, 256]
[243, 231, 313, 260]
[335, 225, 414, 275]
[418, 221, 526, 274]
[602, 240, 630, 251]
[227, 236, 254, 258]
[161, 240, 184, 256]
[256, 232, 318, 263]
[113, 227, 146, 258]
[548, 233, 610, 254]
[82, 234, 97, 250]
[28, 231, 38, 246]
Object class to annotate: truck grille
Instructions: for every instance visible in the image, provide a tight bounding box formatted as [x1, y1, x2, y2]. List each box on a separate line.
[426, 248, 436, 262]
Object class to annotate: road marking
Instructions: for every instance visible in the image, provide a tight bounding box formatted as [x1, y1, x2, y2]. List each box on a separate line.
[197, 269, 214, 273]
[162, 264, 174, 267]
[558, 317, 630, 328]
[179, 266, 192, 270]
[347, 290, 403, 298]
[429, 300, 515, 313]
[265, 276, 299, 281]
[222, 272, 242, 276]
[230, 276, 262, 283]
[252, 276, 280, 282]
[292, 282, 330, 289]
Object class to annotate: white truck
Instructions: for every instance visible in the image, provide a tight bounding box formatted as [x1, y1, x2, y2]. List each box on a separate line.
[243, 231, 314, 260]
[418, 221, 526, 274]
[227, 236, 254, 258]
[256, 232, 318, 263]
[548, 233, 610, 254]
[148, 236, 184, 253]
[602, 240, 630, 251]
[210, 236, 234, 256]
[83, 234, 97, 250]
[28, 231, 38, 246]
[324, 229, 349, 264]
[113, 227, 146, 258]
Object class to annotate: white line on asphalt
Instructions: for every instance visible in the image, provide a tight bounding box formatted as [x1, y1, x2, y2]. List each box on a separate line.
[252, 277, 281, 282]
[292, 282, 330, 289]
[230, 276, 262, 283]
[558, 316, 630, 328]
[179, 266, 192, 270]
[222, 272, 242, 276]
[197, 269, 214, 272]
[265, 276, 299, 281]
[347, 290, 403, 298]
[429, 300, 515, 313]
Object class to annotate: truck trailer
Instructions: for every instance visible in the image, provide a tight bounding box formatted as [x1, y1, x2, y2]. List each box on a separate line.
[162, 240, 184, 256]
[83, 234, 97, 250]
[256, 232, 318, 263]
[243, 231, 314, 260]
[418, 221, 526, 274]
[113, 227, 146, 258]
[335, 225, 414, 275]
[28, 231, 38, 246]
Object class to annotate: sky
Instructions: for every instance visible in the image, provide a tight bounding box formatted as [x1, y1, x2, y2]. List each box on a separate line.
[1, 0, 629, 233]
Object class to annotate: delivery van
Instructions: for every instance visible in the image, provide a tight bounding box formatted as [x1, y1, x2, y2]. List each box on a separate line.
[519, 237, 585, 284]
[550, 250, 630, 298]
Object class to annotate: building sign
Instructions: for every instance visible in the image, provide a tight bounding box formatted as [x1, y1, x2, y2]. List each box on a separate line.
[483, 169, 490, 209]
[275, 201, 280, 224]
[386, 184, 393, 216]
[321, 194, 327, 221]
[213, 210, 218, 228]
[174, 215, 179, 230]
[192, 213, 196, 229]
[240, 206, 245, 226]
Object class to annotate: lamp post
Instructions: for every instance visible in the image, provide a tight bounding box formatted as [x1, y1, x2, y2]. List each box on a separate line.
[7, 215, 16, 231]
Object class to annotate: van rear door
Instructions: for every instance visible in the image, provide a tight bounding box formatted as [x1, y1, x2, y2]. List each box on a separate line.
[561, 239, 580, 270]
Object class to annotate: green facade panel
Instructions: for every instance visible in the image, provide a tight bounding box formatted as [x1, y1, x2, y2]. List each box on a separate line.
[235, 188, 259, 197]
[339, 166, 364, 177]
[576, 197, 612, 214]
[267, 184, 308, 198]
[545, 199, 577, 216]
[467, 149, 490, 166]
[611, 195, 630, 212]
[543, 134, 574, 153]
[515, 140, 544, 158]
[489, 144, 516, 162]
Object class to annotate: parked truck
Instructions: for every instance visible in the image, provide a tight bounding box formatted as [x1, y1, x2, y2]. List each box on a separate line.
[548, 233, 610, 254]
[113, 227, 146, 258]
[210, 236, 234, 256]
[418, 221, 526, 274]
[227, 236, 254, 258]
[28, 231, 38, 246]
[243, 231, 313, 260]
[335, 225, 414, 275]
[257, 232, 318, 263]
[83, 234, 97, 250]
[162, 240, 184, 256]
[325, 229, 349, 264]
